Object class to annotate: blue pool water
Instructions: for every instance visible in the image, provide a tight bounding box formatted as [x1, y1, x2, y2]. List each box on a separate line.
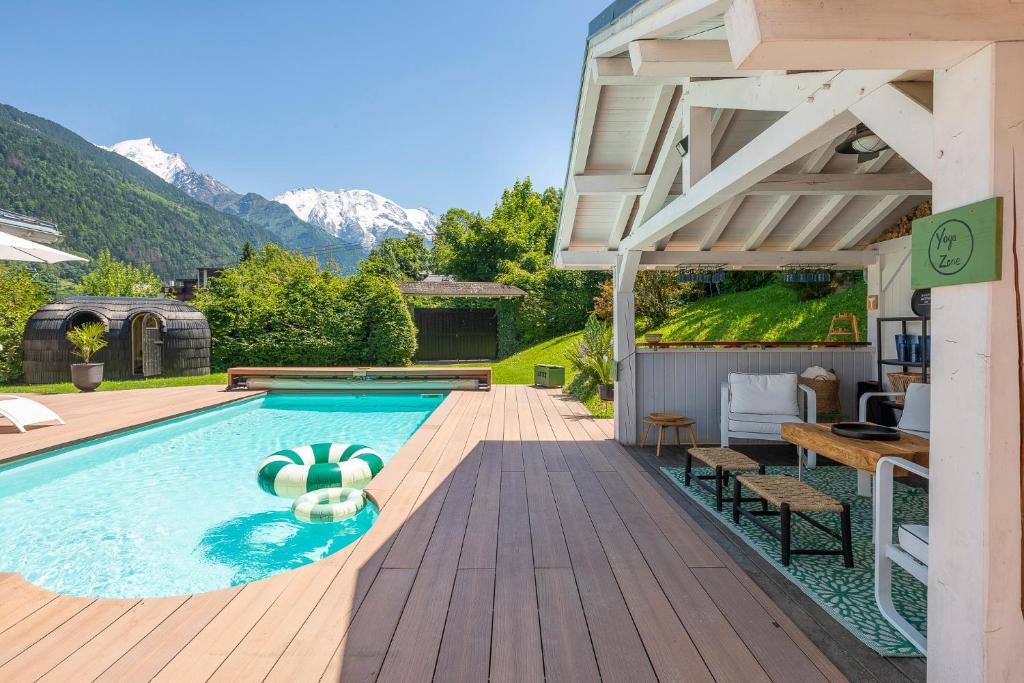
[0, 392, 443, 598]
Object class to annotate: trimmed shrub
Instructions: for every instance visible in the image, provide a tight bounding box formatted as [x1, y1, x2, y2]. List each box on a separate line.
[0, 264, 50, 382]
[192, 245, 417, 370]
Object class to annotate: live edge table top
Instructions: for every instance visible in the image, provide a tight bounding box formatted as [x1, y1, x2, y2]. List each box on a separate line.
[780, 422, 930, 473]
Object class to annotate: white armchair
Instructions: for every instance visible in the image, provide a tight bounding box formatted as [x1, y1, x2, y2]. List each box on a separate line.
[875, 456, 929, 655]
[858, 382, 930, 440]
[720, 373, 817, 466]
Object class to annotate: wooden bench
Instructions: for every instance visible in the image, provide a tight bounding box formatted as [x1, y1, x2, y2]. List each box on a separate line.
[732, 474, 853, 568]
[684, 447, 765, 511]
[226, 366, 492, 391]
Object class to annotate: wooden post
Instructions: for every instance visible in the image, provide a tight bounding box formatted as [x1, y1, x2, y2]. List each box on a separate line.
[929, 42, 1024, 681]
[613, 252, 638, 444]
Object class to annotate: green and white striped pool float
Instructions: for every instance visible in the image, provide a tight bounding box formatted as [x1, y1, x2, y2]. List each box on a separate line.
[292, 486, 366, 523]
[256, 442, 384, 512]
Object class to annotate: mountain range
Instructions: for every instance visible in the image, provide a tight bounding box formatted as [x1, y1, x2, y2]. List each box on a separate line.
[104, 138, 438, 260]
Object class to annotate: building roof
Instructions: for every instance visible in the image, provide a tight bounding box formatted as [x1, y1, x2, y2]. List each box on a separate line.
[398, 281, 527, 298]
[555, 0, 933, 273]
[0, 207, 62, 244]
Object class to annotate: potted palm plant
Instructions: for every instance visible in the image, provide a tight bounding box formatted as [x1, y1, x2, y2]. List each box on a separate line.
[67, 322, 108, 392]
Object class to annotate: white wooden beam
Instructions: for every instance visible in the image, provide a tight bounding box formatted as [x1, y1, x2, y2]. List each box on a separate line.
[557, 248, 876, 269]
[628, 40, 772, 78]
[684, 71, 840, 111]
[619, 69, 902, 252]
[609, 85, 676, 249]
[747, 173, 930, 196]
[615, 249, 642, 292]
[743, 137, 838, 250]
[849, 83, 936, 181]
[831, 195, 907, 250]
[697, 196, 743, 250]
[634, 93, 686, 227]
[573, 174, 651, 196]
[591, 0, 731, 58]
[724, 0, 1023, 70]
[683, 106, 713, 191]
[612, 252, 639, 444]
[592, 58, 685, 86]
[787, 150, 895, 250]
[556, 61, 601, 252]
[710, 108, 734, 154]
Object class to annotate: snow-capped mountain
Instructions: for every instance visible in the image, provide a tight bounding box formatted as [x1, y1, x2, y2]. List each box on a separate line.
[104, 137, 437, 253]
[103, 138, 232, 204]
[273, 188, 437, 249]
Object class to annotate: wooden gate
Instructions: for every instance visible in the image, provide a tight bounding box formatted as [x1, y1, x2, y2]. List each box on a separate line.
[413, 308, 498, 361]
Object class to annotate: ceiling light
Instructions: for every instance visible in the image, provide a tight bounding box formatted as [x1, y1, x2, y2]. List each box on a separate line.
[835, 125, 890, 163]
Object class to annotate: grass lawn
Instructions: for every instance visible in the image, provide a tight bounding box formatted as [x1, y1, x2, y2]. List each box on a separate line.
[647, 282, 868, 342]
[0, 373, 229, 395]
[447, 331, 613, 418]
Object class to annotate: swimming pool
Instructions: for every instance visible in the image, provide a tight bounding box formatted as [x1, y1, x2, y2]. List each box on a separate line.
[0, 392, 444, 598]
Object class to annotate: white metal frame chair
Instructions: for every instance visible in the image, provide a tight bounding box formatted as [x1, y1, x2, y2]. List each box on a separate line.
[0, 395, 65, 432]
[874, 455, 929, 655]
[720, 374, 818, 467]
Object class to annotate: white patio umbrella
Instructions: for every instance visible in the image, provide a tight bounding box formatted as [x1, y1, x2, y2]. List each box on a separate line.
[0, 230, 87, 263]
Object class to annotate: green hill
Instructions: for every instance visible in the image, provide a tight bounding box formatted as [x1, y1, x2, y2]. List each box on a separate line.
[0, 103, 276, 279]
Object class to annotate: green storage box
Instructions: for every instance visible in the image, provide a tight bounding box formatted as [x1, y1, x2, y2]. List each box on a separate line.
[534, 364, 565, 387]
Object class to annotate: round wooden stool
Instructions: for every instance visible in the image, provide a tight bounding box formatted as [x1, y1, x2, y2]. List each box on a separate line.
[641, 412, 697, 457]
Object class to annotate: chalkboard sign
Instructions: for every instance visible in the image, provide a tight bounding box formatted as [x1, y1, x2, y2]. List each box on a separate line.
[911, 289, 931, 318]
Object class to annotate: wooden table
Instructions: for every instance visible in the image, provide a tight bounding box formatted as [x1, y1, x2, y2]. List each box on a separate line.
[640, 413, 698, 458]
[780, 422, 929, 496]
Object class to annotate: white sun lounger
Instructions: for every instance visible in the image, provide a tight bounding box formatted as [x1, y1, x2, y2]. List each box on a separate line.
[0, 395, 65, 432]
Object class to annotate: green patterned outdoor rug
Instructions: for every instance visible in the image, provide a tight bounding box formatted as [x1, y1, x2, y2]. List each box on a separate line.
[661, 464, 927, 656]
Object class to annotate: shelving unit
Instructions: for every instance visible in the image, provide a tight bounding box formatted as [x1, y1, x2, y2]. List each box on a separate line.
[876, 315, 930, 390]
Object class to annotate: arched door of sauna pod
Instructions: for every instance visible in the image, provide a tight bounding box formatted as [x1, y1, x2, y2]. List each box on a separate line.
[131, 313, 163, 377]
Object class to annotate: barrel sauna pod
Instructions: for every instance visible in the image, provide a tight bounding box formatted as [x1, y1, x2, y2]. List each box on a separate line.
[22, 296, 211, 384]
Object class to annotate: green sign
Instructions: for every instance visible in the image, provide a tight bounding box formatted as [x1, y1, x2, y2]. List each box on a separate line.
[911, 197, 1003, 288]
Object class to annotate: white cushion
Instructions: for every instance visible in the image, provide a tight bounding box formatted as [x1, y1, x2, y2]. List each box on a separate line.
[728, 373, 800, 416]
[898, 524, 929, 565]
[898, 383, 930, 435]
[729, 413, 804, 435]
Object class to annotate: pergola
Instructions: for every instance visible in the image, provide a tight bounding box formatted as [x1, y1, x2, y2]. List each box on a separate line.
[554, 1, 1024, 679]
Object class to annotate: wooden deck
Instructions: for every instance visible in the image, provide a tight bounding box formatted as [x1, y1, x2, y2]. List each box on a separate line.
[0, 385, 846, 682]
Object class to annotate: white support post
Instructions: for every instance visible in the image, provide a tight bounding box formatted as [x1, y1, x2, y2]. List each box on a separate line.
[613, 252, 639, 445]
[928, 42, 1024, 682]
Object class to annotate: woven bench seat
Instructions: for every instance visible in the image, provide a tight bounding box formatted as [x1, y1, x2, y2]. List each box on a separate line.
[732, 474, 853, 567]
[684, 447, 765, 511]
[735, 474, 845, 513]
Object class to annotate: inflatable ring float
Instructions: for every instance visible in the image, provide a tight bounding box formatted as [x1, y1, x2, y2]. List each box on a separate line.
[292, 486, 366, 524]
[257, 442, 384, 500]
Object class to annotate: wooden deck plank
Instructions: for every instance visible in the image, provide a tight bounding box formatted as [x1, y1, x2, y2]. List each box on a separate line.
[375, 413, 489, 682]
[595, 470, 772, 683]
[547, 471, 658, 683]
[694, 566, 833, 683]
[523, 457, 572, 569]
[0, 585, 58, 635]
[324, 567, 416, 683]
[96, 589, 241, 682]
[433, 568, 496, 682]
[459, 386, 503, 569]
[264, 470, 433, 682]
[500, 385, 524, 471]
[38, 596, 188, 683]
[536, 567, 601, 683]
[489, 472, 545, 683]
[0, 599, 137, 681]
[570, 469, 715, 682]
[0, 596, 93, 668]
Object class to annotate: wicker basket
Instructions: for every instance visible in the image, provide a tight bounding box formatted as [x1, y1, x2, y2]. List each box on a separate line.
[799, 372, 841, 415]
[887, 371, 925, 405]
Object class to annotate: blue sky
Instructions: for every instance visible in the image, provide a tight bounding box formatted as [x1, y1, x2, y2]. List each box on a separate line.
[3, 0, 606, 213]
